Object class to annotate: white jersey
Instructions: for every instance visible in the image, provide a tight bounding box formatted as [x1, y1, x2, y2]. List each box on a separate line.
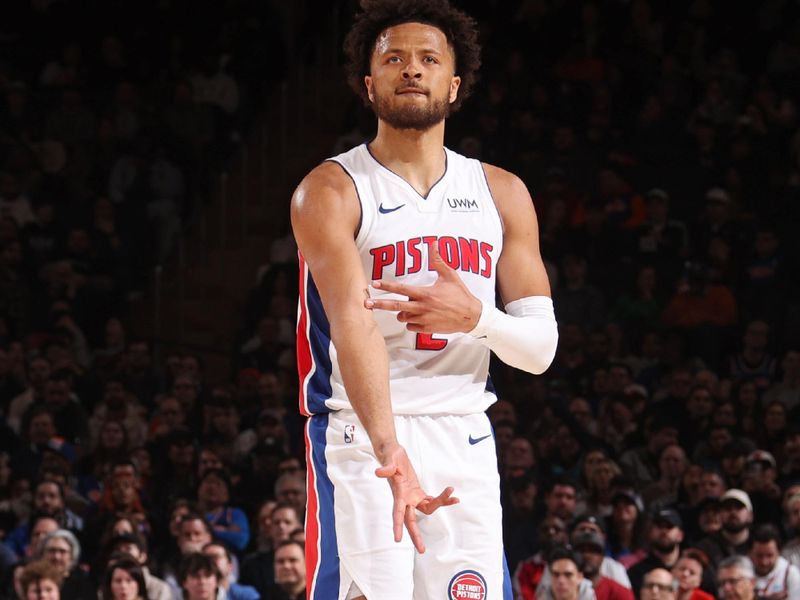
[755, 556, 800, 598]
[298, 143, 504, 416]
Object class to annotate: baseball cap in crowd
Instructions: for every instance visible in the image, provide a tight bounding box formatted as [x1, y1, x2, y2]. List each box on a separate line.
[612, 489, 644, 512]
[652, 508, 683, 530]
[571, 513, 606, 534]
[623, 383, 649, 400]
[745, 450, 776, 469]
[720, 489, 753, 512]
[705, 187, 731, 204]
[572, 530, 605, 553]
[696, 496, 721, 513]
[646, 188, 670, 202]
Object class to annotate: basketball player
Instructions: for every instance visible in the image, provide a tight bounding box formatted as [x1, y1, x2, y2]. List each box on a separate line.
[291, 1, 558, 598]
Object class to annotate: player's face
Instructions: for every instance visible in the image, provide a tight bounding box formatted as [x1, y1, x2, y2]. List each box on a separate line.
[365, 22, 461, 131]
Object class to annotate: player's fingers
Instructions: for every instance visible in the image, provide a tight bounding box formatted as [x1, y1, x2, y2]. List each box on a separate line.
[371, 279, 426, 298]
[365, 298, 413, 312]
[430, 244, 456, 280]
[394, 304, 425, 322]
[375, 464, 397, 479]
[405, 323, 428, 333]
[405, 505, 425, 553]
[417, 487, 460, 514]
[392, 500, 405, 543]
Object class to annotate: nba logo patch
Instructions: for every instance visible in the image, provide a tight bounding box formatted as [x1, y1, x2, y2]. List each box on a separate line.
[344, 424, 355, 444]
[448, 570, 487, 600]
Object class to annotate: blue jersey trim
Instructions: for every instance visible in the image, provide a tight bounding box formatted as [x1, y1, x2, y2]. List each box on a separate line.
[306, 273, 334, 414]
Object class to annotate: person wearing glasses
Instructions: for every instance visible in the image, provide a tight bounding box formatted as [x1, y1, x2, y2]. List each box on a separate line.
[640, 568, 677, 599]
[716, 556, 762, 600]
[37, 530, 94, 600]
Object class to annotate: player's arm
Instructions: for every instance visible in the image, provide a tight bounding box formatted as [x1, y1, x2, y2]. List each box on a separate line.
[291, 162, 397, 459]
[470, 164, 558, 374]
[291, 163, 456, 552]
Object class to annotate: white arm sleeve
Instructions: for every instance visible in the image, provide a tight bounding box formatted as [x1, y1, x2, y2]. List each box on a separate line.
[468, 296, 558, 375]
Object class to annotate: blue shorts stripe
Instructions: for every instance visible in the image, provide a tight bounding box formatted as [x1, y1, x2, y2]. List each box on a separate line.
[502, 552, 512, 600]
[309, 414, 339, 599]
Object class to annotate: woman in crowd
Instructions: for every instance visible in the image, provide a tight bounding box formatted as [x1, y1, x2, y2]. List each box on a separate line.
[102, 555, 148, 600]
[38, 530, 94, 600]
[607, 489, 647, 568]
[672, 549, 714, 600]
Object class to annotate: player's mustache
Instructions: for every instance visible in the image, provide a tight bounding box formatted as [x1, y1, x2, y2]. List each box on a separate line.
[395, 83, 428, 94]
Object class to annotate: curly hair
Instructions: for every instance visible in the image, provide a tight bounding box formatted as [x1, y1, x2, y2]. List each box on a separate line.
[19, 560, 64, 596]
[344, 0, 481, 112]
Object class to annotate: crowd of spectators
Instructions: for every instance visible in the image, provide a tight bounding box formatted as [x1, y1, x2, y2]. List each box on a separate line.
[243, 1, 800, 599]
[0, 1, 310, 600]
[2, 1, 800, 600]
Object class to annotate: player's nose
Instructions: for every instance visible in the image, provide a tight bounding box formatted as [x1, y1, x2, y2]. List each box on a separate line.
[402, 61, 422, 78]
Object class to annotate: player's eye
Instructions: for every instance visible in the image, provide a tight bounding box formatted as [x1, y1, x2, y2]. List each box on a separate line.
[388, 56, 402, 64]
[423, 56, 438, 64]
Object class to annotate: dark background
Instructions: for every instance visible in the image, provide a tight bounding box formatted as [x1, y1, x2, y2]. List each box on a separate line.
[0, 1, 799, 598]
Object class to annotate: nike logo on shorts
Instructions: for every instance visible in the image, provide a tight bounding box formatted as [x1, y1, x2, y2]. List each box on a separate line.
[468, 434, 492, 445]
[378, 203, 405, 214]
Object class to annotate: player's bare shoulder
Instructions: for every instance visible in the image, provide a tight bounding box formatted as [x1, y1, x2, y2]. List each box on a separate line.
[291, 160, 360, 235]
[481, 162, 538, 229]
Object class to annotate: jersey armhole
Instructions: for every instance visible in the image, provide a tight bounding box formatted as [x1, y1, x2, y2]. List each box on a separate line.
[479, 162, 506, 236]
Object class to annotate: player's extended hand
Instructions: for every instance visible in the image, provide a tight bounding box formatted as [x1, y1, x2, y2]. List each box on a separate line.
[365, 245, 482, 334]
[375, 443, 459, 553]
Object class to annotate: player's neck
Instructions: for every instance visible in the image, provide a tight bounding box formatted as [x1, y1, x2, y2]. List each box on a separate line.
[369, 120, 446, 197]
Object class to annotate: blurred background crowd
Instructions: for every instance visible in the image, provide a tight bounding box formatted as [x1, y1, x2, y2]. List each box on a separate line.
[0, 1, 800, 599]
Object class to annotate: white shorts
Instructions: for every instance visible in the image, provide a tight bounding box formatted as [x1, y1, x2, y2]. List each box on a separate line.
[305, 410, 512, 600]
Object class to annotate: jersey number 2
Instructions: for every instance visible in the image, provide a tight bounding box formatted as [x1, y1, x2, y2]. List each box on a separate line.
[415, 333, 448, 351]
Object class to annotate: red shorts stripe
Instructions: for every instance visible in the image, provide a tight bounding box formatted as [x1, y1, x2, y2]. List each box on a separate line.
[304, 420, 320, 598]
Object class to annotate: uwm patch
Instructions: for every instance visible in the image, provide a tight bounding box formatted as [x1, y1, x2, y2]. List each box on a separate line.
[448, 570, 487, 600]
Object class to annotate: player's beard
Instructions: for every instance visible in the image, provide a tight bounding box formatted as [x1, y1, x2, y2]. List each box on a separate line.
[372, 86, 450, 131]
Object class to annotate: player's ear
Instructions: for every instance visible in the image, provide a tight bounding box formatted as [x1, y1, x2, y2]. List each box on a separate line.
[449, 76, 461, 104]
[365, 76, 374, 103]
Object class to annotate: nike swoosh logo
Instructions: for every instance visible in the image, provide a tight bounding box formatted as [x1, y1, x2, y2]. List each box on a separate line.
[378, 203, 405, 214]
[469, 434, 492, 445]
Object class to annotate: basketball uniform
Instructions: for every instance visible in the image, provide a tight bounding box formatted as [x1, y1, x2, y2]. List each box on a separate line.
[298, 144, 512, 599]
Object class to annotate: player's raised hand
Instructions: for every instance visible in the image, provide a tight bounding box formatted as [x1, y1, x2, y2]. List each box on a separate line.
[365, 245, 482, 334]
[375, 442, 459, 553]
